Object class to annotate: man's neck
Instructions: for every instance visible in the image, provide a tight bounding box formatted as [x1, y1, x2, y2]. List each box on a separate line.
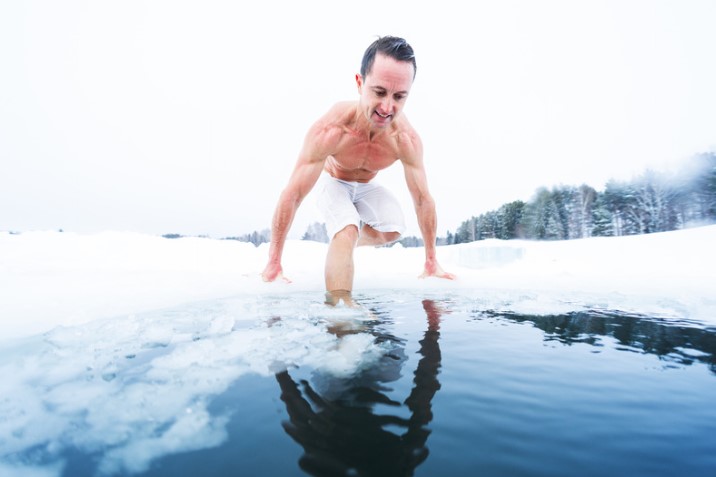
[351, 106, 383, 142]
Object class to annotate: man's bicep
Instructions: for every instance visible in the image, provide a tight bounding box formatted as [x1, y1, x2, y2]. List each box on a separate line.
[284, 155, 324, 200]
[283, 120, 338, 199]
[398, 130, 429, 197]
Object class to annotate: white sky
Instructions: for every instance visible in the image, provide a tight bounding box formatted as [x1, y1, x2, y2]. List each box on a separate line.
[1, 0, 715, 238]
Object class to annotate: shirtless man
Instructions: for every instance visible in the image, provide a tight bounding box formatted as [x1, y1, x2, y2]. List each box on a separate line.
[261, 36, 455, 300]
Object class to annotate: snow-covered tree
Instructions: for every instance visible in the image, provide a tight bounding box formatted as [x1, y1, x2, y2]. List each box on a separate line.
[301, 222, 329, 243]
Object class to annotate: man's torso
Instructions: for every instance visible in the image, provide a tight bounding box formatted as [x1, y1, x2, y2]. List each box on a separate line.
[322, 102, 413, 183]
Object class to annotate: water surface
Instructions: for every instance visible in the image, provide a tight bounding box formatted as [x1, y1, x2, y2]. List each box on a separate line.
[1, 290, 715, 477]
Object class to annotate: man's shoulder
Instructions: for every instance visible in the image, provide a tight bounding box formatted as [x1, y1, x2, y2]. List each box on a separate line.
[393, 116, 421, 147]
[308, 101, 355, 134]
[390, 116, 422, 163]
[302, 103, 355, 158]
[322, 101, 357, 123]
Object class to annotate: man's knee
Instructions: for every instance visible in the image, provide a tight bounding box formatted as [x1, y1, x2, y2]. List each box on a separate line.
[332, 224, 360, 243]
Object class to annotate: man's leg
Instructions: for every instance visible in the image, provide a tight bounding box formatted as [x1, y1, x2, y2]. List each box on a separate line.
[325, 225, 399, 308]
[325, 224, 360, 293]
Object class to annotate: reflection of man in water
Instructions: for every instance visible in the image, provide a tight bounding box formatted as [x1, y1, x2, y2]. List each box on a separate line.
[275, 300, 444, 477]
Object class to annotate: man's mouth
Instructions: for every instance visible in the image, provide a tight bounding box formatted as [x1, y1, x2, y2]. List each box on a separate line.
[375, 111, 392, 119]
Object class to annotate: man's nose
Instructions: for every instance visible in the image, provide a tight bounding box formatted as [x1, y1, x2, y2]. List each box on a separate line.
[381, 98, 394, 113]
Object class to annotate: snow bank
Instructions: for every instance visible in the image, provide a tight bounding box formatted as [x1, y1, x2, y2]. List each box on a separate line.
[1, 226, 715, 341]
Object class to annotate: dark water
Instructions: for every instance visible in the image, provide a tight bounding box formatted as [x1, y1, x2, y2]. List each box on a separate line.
[1, 291, 715, 477]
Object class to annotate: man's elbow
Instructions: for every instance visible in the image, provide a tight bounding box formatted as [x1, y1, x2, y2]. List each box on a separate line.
[415, 194, 435, 210]
[279, 188, 304, 209]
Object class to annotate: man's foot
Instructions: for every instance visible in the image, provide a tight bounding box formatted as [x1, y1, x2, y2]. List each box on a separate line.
[324, 289, 358, 308]
[357, 225, 401, 247]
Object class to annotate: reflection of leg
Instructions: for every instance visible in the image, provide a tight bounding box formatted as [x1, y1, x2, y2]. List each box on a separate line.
[357, 224, 401, 247]
[325, 225, 359, 292]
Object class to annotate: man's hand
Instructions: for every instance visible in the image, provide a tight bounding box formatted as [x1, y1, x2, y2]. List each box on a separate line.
[419, 258, 456, 280]
[261, 262, 292, 283]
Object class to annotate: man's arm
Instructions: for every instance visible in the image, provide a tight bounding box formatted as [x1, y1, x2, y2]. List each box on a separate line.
[262, 122, 340, 283]
[400, 132, 456, 280]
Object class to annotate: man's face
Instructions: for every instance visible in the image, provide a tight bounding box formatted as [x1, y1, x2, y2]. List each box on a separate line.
[356, 53, 414, 129]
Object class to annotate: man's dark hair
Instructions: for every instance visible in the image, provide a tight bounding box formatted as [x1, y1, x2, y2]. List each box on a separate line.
[360, 36, 416, 79]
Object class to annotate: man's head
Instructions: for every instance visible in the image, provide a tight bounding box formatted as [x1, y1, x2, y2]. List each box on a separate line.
[357, 36, 416, 129]
[360, 36, 416, 79]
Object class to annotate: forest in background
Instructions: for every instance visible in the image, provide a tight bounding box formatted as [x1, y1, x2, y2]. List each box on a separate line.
[205, 152, 716, 247]
[446, 152, 716, 244]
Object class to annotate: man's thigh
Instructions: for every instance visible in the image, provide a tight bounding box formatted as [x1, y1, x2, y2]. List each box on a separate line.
[316, 177, 361, 239]
[354, 183, 406, 235]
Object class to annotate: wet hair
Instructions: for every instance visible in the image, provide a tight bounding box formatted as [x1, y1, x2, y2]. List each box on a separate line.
[360, 36, 416, 79]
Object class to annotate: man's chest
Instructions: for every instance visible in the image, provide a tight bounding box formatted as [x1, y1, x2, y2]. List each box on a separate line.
[332, 136, 398, 172]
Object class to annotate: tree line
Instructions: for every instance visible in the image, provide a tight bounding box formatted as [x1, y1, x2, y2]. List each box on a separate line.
[221, 223, 329, 246]
[225, 152, 714, 247]
[447, 152, 715, 243]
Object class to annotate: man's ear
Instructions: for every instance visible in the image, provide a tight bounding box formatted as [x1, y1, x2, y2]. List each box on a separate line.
[355, 73, 363, 94]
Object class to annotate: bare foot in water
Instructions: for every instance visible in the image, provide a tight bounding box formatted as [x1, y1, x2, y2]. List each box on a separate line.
[324, 290, 359, 308]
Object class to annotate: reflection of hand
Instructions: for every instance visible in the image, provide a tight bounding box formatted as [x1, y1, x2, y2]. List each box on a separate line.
[422, 299, 450, 317]
[419, 258, 456, 280]
[421, 299, 448, 333]
[261, 263, 292, 283]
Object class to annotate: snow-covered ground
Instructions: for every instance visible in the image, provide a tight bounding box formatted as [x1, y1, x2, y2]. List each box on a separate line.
[1, 225, 715, 342]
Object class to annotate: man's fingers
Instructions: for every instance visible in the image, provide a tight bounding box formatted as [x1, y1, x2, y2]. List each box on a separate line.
[261, 271, 292, 283]
[418, 270, 456, 280]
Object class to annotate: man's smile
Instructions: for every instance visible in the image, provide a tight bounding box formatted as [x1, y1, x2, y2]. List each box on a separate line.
[374, 110, 392, 121]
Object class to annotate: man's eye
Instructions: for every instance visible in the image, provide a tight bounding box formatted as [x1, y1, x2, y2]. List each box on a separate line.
[395, 95, 405, 101]
[374, 90, 386, 97]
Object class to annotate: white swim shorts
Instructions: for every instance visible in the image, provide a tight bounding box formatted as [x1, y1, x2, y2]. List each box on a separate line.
[316, 174, 406, 240]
